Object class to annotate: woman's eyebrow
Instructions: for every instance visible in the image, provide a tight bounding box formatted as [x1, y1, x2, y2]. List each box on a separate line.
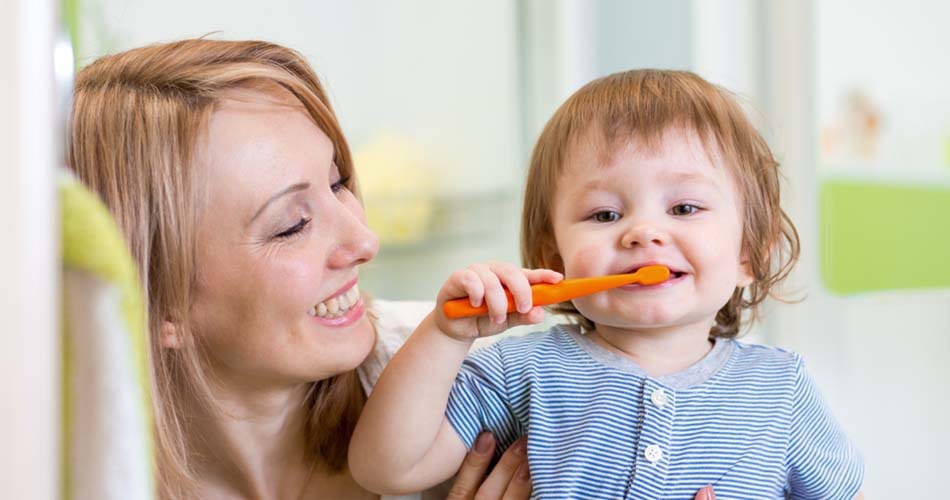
[249, 182, 311, 224]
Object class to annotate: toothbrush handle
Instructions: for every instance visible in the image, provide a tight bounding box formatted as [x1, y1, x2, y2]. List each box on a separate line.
[442, 284, 561, 319]
[442, 290, 518, 319]
[441, 266, 669, 319]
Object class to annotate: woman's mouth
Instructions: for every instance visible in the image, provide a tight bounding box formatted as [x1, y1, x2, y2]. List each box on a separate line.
[308, 283, 363, 325]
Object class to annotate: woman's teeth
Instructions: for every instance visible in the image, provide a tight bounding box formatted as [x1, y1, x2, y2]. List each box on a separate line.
[308, 285, 361, 318]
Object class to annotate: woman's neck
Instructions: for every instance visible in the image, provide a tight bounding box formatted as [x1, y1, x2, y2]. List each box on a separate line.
[589, 321, 715, 377]
[183, 374, 378, 499]
[186, 381, 316, 499]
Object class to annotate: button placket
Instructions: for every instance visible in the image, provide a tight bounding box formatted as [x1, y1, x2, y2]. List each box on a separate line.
[626, 379, 676, 500]
[650, 388, 669, 408]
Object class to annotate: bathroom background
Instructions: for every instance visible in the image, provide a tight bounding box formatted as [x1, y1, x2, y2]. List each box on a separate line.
[3, 0, 948, 497]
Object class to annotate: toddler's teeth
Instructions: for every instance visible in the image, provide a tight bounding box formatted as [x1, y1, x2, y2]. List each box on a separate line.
[327, 297, 339, 314]
[308, 306, 317, 317]
[317, 302, 328, 317]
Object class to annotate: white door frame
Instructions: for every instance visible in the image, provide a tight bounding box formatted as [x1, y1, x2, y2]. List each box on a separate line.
[0, 0, 60, 499]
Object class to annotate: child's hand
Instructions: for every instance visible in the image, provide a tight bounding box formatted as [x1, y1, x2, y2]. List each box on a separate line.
[435, 261, 562, 341]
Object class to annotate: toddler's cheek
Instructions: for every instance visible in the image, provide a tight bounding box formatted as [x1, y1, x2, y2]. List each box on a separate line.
[564, 245, 609, 278]
[570, 295, 603, 321]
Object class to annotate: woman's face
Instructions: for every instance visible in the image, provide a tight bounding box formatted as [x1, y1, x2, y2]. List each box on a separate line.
[186, 87, 379, 388]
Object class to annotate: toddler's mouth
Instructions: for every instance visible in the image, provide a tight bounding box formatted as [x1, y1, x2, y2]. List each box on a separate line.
[624, 264, 687, 280]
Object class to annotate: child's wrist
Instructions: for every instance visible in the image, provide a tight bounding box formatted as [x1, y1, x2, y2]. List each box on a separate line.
[423, 310, 478, 349]
[428, 311, 479, 345]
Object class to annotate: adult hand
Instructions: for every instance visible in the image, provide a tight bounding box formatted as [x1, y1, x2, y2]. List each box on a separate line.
[446, 433, 715, 500]
[446, 433, 530, 500]
[694, 485, 715, 500]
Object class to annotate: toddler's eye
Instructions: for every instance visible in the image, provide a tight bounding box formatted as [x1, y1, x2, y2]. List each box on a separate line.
[670, 204, 701, 216]
[591, 210, 621, 223]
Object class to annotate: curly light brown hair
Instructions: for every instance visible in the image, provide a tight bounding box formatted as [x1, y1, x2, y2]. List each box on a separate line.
[521, 69, 800, 338]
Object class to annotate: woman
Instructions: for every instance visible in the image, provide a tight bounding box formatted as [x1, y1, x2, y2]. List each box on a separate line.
[68, 38, 529, 499]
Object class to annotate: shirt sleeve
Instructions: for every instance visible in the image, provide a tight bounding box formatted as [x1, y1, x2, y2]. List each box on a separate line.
[444, 341, 523, 456]
[785, 357, 864, 499]
[358, 300, 434, 395]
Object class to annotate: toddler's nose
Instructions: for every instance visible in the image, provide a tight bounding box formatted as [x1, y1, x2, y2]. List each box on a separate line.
[621, 224, 667, 248]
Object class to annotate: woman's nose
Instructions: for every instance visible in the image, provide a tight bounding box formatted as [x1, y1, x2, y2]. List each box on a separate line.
[620, 222, 667, 248]
[326, 206, 380, 269]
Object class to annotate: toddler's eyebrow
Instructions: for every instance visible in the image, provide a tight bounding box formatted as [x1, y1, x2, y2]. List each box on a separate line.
[660, 170, 711, 184]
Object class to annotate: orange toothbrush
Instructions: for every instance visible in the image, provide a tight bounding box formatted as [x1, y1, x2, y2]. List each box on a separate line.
[443, 265, 670, 319]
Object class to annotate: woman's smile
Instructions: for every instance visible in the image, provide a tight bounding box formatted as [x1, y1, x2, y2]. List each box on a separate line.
[308, 280, 366, 327]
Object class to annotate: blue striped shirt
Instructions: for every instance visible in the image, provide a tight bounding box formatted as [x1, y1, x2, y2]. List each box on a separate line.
[445, 325, 863, 499]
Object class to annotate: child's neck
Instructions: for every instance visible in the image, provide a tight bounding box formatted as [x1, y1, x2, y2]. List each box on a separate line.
[588, 322, 714, 378]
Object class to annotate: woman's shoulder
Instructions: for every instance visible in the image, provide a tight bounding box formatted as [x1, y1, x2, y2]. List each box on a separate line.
[358, 299, 434, 395]
[370, 298, 434, 346]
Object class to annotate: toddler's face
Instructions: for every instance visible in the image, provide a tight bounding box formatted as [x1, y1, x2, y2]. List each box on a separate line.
[551, 127, 753, 333]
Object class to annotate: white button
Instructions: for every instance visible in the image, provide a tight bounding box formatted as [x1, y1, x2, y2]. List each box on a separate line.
[644, 444, 663, 463]
[650, 388, 668, 408]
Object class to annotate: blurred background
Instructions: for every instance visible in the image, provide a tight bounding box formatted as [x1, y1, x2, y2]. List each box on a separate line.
[3, 0, 948, 497]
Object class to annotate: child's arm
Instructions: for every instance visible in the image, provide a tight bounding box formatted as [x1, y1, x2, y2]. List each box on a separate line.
[786, 356, 864, 499]
[348, 262, 561, 495]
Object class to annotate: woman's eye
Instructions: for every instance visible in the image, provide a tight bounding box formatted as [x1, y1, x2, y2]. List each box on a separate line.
[274, 217, 311, 239]
[591, 210, 621, 223]
[670, 204, 701, 216]
[331, 175, 351, 194]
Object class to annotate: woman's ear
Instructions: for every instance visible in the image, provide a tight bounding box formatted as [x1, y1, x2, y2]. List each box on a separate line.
[160, 320, 183, 350]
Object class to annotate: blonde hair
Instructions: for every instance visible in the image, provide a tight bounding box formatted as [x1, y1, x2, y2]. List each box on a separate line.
[521, 69, 800, 338]
[68, 39, 364, 498]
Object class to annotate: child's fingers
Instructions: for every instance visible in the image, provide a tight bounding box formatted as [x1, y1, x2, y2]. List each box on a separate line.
[490, 262, 534, 314]
[443, 268, 485, 308]
[470, 264, 508, 324]
[506, 306, 546, 329]
[522, 268, 563, 285]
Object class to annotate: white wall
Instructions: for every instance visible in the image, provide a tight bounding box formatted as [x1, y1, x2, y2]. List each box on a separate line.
[0, 0, 59, 499]
[805, 1, 950, 495]
[817, 0, 950, 172]
[79, 0, 526, 300]
[79, 0, 523, 195]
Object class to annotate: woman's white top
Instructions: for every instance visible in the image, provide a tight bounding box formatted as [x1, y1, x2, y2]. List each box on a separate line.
[358, 299, 450, 500]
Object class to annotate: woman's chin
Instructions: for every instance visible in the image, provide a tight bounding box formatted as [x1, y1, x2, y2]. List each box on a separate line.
[308, 313, 377, 375]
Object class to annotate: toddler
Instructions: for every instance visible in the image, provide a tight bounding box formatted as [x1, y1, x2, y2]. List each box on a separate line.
[350, 69, 864, 499]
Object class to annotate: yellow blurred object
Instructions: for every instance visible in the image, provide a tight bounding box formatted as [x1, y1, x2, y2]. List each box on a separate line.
[355, 134, 437, 246]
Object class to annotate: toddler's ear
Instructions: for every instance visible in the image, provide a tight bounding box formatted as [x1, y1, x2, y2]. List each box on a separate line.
[737, 248, 754, 288]
[540, 241, 565, 274]
[160, 320, 183, 350]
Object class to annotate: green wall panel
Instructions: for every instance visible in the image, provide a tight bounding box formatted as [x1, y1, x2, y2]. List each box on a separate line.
[820, 179, 950, 294]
